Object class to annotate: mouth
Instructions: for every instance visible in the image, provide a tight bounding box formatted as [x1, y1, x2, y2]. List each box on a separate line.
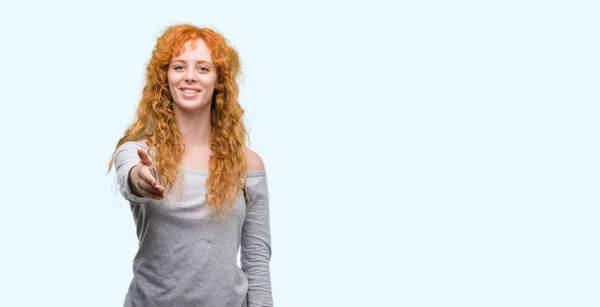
[180, 88, 201, 94]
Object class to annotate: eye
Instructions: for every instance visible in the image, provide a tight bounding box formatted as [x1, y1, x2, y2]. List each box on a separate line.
[173, 65, 185, 71]
[198, 66, 210, 72]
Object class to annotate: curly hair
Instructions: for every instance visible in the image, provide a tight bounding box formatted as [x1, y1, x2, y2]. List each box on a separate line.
[108, 24, 248, 218]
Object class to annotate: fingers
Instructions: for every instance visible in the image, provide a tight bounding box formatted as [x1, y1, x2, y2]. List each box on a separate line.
[137, 178, 164, 195]
[137, 184, 165, 200]
[137, 183, 165, 200]
[137, 147, 153, 166]
[138, 164, 158, 186]
[135, 163, 165, 199]
[134, 148, 163, 199]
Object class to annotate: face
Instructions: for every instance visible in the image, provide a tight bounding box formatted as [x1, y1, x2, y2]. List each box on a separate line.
[167, 38, 218, 113]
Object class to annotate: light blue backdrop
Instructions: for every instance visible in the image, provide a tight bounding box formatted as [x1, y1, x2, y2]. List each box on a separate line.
[0, 0, 597, 306]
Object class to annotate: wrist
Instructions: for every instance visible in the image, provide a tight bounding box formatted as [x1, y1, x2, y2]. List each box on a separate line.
[128, 165, 143, 197]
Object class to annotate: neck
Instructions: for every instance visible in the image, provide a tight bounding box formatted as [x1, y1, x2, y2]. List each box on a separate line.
[174, 106, 212, 149]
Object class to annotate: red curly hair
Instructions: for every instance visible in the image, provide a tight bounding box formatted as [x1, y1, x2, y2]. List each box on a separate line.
[108, 24, 248, 217]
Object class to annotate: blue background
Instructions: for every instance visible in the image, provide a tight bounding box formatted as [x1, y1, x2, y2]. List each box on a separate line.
[0, 0, 597, 306]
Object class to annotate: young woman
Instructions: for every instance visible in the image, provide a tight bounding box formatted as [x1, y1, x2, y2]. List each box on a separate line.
[108, 24, 273, 307]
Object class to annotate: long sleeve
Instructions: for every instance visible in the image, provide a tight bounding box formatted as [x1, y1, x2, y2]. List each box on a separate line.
[241, 172, 274, 306]
[113, 141, 152, 205]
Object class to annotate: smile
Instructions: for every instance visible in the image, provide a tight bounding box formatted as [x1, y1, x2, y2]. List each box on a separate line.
[180, 88, 201, 94]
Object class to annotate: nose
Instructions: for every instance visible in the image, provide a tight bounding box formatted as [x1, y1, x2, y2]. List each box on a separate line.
[184, 70, 197, 82]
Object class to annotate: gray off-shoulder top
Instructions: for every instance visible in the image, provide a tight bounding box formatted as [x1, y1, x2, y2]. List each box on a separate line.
[113, 141, 273, 307]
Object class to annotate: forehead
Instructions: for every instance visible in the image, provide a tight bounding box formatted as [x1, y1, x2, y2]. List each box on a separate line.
[171, 38, 212, 61]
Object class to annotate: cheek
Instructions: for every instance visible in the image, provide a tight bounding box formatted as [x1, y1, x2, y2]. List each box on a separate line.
[167, 68, 183, 83]
[167, 83, 177, 96]
[205, 75, 218, 90]
[166, 74, 178, 99]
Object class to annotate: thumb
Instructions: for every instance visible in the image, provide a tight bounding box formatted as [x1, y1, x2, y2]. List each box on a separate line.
[137, 147, 153, 166]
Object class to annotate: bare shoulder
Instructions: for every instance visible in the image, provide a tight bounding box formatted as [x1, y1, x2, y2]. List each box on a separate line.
[246, 148, 265, 172]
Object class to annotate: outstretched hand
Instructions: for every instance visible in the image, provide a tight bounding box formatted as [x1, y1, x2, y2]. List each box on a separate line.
[129, 148, 165, 200]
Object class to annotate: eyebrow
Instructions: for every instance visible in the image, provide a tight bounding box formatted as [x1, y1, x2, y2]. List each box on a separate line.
[170, 60, 214, 65]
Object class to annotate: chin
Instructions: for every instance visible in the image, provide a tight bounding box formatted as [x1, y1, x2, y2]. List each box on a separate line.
[174, 99, 211, 111]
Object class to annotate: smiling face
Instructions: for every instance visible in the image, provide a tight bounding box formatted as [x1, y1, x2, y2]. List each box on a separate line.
[167, 38, 218, 113]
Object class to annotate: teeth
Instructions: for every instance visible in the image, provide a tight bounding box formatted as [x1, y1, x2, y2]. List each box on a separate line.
[183, 89, 198, 94]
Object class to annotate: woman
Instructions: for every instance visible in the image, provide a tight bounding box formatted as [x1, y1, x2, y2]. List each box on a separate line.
[108, 24, 273, 307]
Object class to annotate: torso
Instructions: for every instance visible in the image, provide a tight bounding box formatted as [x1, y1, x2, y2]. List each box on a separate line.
[135, 139, 264, 173]
[180, 145, 211, 172]
[136, 139, 212, 173]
